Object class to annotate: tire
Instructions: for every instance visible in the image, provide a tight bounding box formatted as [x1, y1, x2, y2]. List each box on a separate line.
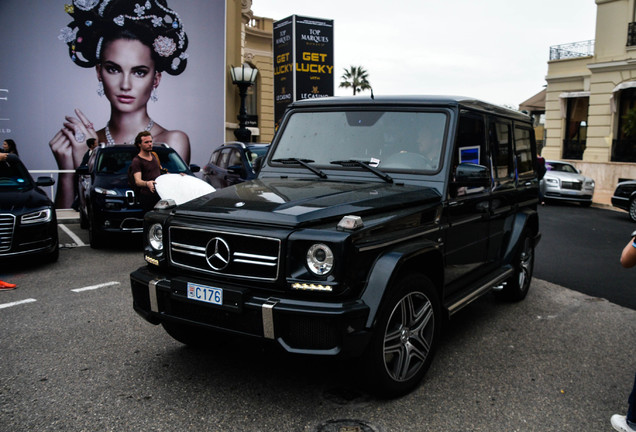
[361, 274, 441, 398]
[498, 231, 535, 302]
[629, 198, 636, 222]
[88, 209, 105, 249]
[79, 208, 88, 229]
[162, 321, 217, 348]
[45, 243, 59, 263]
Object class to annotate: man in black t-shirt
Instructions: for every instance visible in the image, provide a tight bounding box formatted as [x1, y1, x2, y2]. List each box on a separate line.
[130, 131, 162, 212]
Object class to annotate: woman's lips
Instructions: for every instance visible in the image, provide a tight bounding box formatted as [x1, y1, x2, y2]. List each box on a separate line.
[117, 95, 135, 104]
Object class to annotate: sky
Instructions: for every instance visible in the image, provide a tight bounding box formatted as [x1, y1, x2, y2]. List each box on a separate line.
[255, 0, 598, 108]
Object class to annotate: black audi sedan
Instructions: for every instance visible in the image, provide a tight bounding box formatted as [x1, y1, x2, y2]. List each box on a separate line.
[0, 154, 59, 262]
[612, 180, 636, 221]
[76, 145, 199, 248]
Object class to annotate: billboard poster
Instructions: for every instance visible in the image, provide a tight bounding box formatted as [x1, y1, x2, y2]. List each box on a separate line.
[273, 17, 293, 130]
[294, 16, 334, 102]
[273, 15, 333, 128]
[0, 0, 226, 208]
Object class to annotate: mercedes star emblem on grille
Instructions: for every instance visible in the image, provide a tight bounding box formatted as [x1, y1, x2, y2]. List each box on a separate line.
[205, 237, 231, 271]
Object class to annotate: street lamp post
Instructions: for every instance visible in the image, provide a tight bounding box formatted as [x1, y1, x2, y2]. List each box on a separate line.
[230, 64, 258, 143]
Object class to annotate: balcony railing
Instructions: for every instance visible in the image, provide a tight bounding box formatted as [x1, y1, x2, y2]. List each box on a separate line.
[549, 40, 595, 61]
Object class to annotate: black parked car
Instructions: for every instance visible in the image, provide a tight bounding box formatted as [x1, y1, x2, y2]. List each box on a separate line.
[76, 145, 198, 248]
[612, 180, 636, 221]
[202, 141, 270, 189]
[131, 96, 541, 397]
[0, 154, 58, 262]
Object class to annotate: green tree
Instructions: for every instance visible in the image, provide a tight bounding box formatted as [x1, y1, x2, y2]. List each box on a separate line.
[339, 65, 372, 95]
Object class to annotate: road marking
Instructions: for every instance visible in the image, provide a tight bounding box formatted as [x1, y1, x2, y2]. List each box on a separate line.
[72, 281, 120, 293]
[59, 224, 86, 247]
[0, 298, 37, 309]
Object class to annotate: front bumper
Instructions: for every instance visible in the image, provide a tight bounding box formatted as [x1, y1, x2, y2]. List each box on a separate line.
[130, 266, 372, 357]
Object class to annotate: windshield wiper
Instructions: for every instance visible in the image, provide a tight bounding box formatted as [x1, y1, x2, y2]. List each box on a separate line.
[330, 159, 393, 183]
[271, 158, 327, 179]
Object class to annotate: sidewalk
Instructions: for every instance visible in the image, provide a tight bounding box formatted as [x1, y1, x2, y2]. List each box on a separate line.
[56, 208, 80, 223]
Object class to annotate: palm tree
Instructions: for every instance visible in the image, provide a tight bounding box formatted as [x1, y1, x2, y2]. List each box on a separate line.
[339, 66, 372, 95]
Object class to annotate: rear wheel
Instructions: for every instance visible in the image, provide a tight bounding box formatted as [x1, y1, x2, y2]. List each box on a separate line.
[361, 274, 441, 398]
[498, 231, 534, 301]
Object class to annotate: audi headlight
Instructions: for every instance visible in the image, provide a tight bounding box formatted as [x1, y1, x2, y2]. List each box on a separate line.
[148, 223, 163, 251]
[21, 208, 52, 224]
[306, 243, 334, 276]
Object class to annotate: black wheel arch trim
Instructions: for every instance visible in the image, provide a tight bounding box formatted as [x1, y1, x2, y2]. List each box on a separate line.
[360, 239, 442, 329]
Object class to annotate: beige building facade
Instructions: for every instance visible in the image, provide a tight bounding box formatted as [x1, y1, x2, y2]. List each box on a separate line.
[543, 0, 636, 204]
[225, 0, 275, 144]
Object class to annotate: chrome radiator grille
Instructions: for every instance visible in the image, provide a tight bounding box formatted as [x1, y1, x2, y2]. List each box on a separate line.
[0, 214, 15, 252]
[169, 226, 281, 281]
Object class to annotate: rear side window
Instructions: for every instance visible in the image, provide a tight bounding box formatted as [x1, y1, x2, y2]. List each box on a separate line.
[490, 121, 513, 181]
[514, 126, 534, 178]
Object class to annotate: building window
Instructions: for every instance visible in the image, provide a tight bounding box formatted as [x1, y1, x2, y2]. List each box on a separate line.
[562, 97, 588, 160]
[613, 88, 636, 162]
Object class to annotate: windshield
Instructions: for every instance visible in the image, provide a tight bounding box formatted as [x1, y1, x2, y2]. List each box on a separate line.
[0, 158, 33, 190]
[547, 162, 577, 174]
[96, 148, 189, 175]
[272, 110, 447, 172]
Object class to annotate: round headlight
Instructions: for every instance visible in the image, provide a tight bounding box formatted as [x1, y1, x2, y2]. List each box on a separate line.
[306, 243, 334, 276]
[148, 223, 163, 251]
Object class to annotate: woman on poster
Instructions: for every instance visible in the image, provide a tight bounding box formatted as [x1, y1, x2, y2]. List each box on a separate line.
[51, 0, 190, 208]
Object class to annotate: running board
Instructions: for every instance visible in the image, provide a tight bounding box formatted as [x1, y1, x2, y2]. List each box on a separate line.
[446, 267, 514, 316]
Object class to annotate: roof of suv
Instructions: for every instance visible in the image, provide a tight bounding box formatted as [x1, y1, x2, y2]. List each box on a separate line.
[289, 95, 531, 122]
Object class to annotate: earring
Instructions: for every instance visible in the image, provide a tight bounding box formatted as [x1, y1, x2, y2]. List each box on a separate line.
[97, 81, 104, 97]
[151, 87, 158, 102]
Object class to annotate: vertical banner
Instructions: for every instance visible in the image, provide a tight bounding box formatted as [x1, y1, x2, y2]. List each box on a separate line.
[273, 17, 294, 129]
[273, 15, 334, 128]
[294, 16, 334, 102]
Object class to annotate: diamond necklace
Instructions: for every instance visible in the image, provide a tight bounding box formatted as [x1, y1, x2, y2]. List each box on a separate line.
[105, 118, 154, 146]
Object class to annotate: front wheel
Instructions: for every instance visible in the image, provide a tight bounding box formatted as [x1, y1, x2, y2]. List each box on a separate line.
[361, 274, 441, 398]
[629, 198, 636, 222]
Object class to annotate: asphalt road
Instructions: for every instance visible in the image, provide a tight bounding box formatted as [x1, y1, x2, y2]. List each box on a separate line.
[535, 202, 636, 309]
[0, 214, 635, 431]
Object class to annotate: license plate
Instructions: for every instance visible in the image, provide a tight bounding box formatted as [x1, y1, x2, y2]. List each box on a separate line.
[187, 282, 223, 306]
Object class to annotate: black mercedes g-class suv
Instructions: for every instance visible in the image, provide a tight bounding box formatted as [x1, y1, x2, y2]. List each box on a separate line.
[130, 96, 541, 397]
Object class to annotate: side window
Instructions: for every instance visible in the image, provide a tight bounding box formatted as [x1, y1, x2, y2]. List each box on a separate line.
[452, 113, 488, 196]
[490, 120, 513, 181]
[218, 148, 232, 169]
[514, 126, 534, 179]
[228, 150, 242, 167]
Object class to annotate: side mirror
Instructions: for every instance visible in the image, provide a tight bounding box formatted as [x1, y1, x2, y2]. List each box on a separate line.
[36, 176, 55, 187]
[75, 165, 89, 175]
[454, 163, 490, 188]
[189, 164, 201, 173]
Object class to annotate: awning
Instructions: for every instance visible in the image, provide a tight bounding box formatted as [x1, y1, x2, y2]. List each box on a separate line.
[518, 89, 545, 113]
[610, 81, 636, 113]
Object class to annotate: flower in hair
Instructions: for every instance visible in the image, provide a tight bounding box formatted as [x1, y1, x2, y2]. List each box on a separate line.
[64, 4, 74, 14]
[151, 16, 163, 27]
[59, 26, 78, 43]
[134, 3, 146, 16]
[73, 0, 99, 11]
[153, 36, 176, 57]
[113, 15, 125, 26]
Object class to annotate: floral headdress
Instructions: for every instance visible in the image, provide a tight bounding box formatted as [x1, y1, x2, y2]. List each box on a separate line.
[58, 0, 189, 75]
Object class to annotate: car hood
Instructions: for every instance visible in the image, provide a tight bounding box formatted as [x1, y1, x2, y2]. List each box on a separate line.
[0, 187, 52, 214]
[93, 173, 130, 190]
[172, 177, 442, 227]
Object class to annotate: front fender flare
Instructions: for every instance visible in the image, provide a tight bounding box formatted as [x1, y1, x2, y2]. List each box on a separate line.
[360, 239, 441, 329]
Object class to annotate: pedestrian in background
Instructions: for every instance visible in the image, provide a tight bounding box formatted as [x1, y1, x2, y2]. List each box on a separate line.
[611, 232, 636, 431]
[2, 139, 19, 156]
